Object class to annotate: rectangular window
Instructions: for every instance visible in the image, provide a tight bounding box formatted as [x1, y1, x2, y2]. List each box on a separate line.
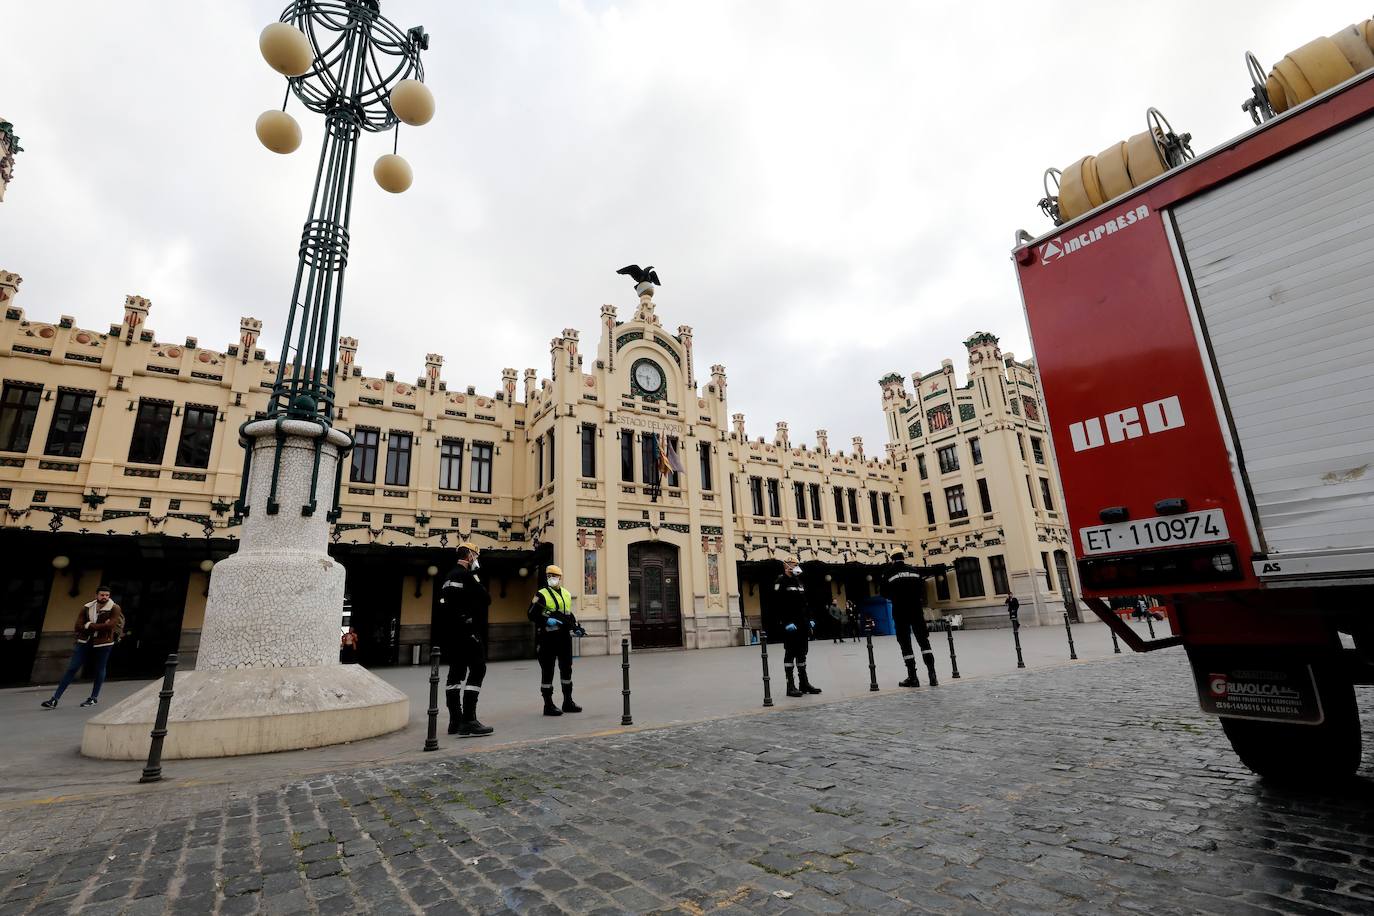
[350, 427, 379, 483]
[581, 424, 596, 478]
[937, 444, 959, 474]
[809, 483, 823, 520]
[620, 430, 634, 482]
[547, 429, 555, 481]
[750, 476, 764, 516]
[43, 389, 95, 458]
[174, 404, 217, 468]
[1026, 474, 1036, 507]
[1017, 433, 1026, 460]
[729, 473, 737, 512]
[833, 486, 846, 522]
[641, 435, 660, 487]
[882, 492, 893, 527]
[977, 478, 992, 514]
[847, 488, 859, 523]
[536, 435, 545, 487]
[794, 481, 807, 519]
[945, 484, 968, 519]
[470, 441, 493, 493]
[954, 557, 985, 598]
[923, 492, 936, 525]
[916, 453, 928, 480]
[1031, 436, 1045, 464]
[767, 479, 781, 517]
[868, 491, 879, 527]
[0, 382, 42, 453]
[1039, 477, 1055, 511]
[970, 436, 983, 465]
[1042, 551, 1055, 590]
[935, 569, 950, 600]
[385, 431, 413, 487]
[989, 555, 1010, 594]
[127, 398, 172, 465]
[666, 436, 681, 488]
[439, 437, 464, 490]
[699, 441, 713, 491]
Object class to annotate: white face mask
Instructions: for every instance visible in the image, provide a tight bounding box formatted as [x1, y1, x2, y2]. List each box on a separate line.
[790, 565, 802, 576]
[470, 558, 480, 570]
[548, 576, 561, 588]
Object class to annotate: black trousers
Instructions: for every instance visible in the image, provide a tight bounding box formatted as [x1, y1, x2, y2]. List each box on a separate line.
[538, 633, 573, 691]
[445, 633, 487, 718]
[782, 629, 809, 666]
[894, 610, 932, 663]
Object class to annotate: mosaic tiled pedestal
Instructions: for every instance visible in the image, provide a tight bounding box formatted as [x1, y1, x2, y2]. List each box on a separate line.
[84, 420, 409, 759]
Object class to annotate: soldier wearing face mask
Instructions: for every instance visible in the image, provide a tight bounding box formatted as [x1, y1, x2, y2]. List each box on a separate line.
[527, 564, 585, 716]
[770, 557, 821, 697]
[437, 543, 493, 737]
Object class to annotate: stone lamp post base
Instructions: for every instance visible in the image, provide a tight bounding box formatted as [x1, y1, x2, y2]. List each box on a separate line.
[81, 665, 408, 759]
[83, 419, 410, 759]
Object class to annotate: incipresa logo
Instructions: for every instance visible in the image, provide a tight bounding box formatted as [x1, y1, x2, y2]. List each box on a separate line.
[1039, 204, 1152, 266]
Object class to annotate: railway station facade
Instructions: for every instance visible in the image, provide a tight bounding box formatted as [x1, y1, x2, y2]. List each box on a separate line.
[0, 269, 1078, 684]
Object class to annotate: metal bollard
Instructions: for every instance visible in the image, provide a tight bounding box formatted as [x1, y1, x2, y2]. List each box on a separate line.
[620, 638, 633, 726]
[139, 654, 179, 783]
[945, 625, 961, 679]
[1110, 625, 1121, 654]
[424, 646, 441, 752]
[1063, 613, 1078, 660]
[1146, 614, 1156, 639]
[865, 630, 879, 691]
[759, 634, 774, 707]
[1011, 620, 1026, 669]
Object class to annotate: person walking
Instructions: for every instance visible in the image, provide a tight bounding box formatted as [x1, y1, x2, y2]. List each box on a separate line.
[527, 564, 585, 716]
[437, 543, 493, 737]
[770, 557, 821, 697]
[880, 552, 939, 688]
[41, 586, 123, 709]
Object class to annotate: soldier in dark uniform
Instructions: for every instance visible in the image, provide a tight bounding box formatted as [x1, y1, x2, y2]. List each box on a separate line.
[527, 564, 585, 716]
[880, 551, 942, 688]
[437, 543, 494, 737]
[770, 557, 821, 697]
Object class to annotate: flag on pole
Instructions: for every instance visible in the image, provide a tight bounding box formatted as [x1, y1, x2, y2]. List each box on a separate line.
[665, 436, 686, 476]
[656, 433, 672, 479]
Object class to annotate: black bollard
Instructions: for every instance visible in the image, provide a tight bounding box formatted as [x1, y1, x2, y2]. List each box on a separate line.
[620, 638, 633, 726]
[424, 646, 441, 752]
[1063, 613, 1078, 660]
[139, 654, 179, 784]
[945, 624, 961, 679]
[759, 633, 774, 707]
[1012, 619, 1026, 669]
[865, 630, 879, 691]
[1146, 614, 1156, 639]
[1110, 625, 1121, 654]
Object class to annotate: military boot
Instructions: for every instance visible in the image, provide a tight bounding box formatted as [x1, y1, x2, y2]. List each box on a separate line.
[561, 683, 582, 713]
[446, 686, 464, 733]
[542, 687, 563, 716]
[785, 666, 803, 698]
[898, 657, 921, 688]
[923, 651, 940, 687]
[798, 666, 822, 694]
[459, 690, 493, 737]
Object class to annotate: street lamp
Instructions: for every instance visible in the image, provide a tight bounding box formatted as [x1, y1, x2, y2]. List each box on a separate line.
[84, 1, 432, 761]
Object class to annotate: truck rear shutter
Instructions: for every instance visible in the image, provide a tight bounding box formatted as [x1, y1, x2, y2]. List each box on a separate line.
[1171, 115, 1374, 565]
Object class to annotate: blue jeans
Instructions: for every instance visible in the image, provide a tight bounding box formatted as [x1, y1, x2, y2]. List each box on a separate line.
[52, 642, 112, 700]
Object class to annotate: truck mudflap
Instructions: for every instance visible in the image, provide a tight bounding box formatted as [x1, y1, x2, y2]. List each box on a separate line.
[1084, 597, 1181, 652]
[1186, 647, 1326, 725]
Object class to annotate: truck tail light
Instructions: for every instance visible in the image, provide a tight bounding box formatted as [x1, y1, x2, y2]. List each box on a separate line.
[1080, 544, 1243, 590]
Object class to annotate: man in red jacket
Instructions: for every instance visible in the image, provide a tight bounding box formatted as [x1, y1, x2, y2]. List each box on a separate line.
[41, 585, 123, 709]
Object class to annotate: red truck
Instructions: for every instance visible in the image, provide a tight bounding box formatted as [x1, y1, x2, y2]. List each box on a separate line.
[1013, 67, 1374, 781]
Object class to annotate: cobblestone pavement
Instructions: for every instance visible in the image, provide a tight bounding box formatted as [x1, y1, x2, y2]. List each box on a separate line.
[2, 652, 1372, 915]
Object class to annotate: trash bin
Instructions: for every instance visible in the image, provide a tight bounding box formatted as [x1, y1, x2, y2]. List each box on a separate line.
[861, 597, 895, 636]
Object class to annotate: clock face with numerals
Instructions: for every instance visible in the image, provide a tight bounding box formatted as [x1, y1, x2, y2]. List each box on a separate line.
[632, 358, 664, 396]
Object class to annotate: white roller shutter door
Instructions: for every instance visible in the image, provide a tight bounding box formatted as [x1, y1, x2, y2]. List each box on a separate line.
[1173, 115, 1374, 568]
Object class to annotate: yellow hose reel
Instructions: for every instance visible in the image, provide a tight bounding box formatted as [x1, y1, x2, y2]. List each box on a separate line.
[1247, 19, 1374, 122]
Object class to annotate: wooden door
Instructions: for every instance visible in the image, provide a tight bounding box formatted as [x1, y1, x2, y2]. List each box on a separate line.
[627, 542, 683, 648]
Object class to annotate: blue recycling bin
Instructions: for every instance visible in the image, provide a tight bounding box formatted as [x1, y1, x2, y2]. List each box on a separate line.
[861, 597, 894, 636]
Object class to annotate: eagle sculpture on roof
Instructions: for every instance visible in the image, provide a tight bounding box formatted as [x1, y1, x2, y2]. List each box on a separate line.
[616, 265, 661, 287]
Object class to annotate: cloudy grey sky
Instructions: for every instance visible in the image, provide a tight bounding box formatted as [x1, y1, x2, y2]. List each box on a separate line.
[1, 1, 1359, 450]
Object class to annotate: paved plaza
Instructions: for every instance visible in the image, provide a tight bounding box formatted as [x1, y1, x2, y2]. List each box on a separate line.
[2, 624, 1373, 914]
